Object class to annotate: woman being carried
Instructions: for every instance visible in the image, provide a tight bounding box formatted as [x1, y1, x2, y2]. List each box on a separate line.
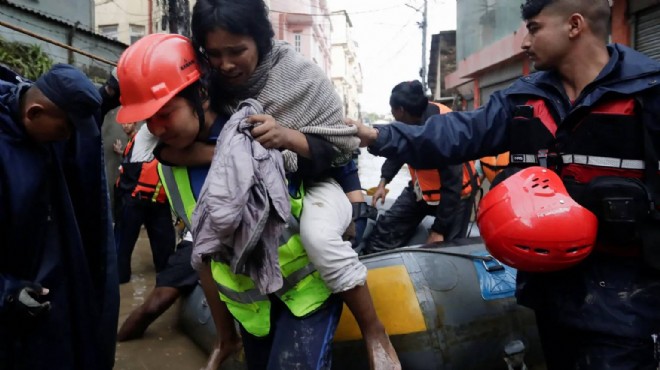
[155, 0, 400, 369]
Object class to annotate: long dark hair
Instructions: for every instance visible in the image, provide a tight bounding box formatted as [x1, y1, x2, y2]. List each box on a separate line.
[191, 0, 275, 67]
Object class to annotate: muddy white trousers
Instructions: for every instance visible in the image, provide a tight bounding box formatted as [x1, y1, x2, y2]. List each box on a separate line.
[300, 179, 367, 293]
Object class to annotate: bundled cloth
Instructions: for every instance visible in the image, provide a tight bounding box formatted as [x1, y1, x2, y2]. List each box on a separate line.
[191, 99, 290, 294]
[210, 40, 360, 173]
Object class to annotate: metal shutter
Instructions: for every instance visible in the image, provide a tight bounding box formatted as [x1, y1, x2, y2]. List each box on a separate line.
[636, 6, 660, 62]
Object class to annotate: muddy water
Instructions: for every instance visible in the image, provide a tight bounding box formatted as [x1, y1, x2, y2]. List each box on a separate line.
[114, 232, 207, 370]
[113, 148, 410, 369]
[356, 148, 410, 201]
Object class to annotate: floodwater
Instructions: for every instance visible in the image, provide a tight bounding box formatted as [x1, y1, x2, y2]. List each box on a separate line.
[113, 148, 410, 369]
[113, 232, 208, 370]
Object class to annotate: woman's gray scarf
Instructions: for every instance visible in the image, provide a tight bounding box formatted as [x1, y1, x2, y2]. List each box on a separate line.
[215, 40, 359, 172]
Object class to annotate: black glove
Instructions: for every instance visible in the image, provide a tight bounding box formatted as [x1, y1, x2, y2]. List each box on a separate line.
[8, 283, 51, 318]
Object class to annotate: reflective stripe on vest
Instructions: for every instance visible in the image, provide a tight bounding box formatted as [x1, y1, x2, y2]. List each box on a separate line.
[159, 170, 330, 337]
[211, 184, 331, 337]
[562, 154, 660, 171]
[158, 164, 196, 231]
[132, 160, 167, 203]
[211, 220, 331, 337]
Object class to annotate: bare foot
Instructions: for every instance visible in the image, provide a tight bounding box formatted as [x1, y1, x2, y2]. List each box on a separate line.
[365, 330, 401, 370]
[200, 337, 243, 370]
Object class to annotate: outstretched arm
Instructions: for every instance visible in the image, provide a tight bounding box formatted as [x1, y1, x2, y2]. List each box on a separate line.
[353, 91, 515, 168]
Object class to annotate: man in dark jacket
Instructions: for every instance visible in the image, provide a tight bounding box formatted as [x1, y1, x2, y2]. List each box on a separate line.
[364, 80, 465, 254]
[0, 64, 119, 369]
[351, 0, 660, 369]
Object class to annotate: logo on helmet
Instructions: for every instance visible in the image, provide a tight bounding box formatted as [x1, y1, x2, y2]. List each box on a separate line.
[180, 58, 195, 71]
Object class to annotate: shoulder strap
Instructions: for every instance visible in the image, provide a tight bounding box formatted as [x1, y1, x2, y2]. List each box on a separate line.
[637, 96, 660, 220]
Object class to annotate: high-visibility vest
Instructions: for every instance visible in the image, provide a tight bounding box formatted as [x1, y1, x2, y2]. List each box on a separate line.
[118, 135, 167, 203]
[158, 164, 331, 337]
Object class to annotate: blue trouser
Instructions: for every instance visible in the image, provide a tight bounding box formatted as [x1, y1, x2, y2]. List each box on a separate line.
[240, 295, 343, 370]
[535, 309, 659, 370]
[114, 194, 175, 283]
[519, 253, 660, 370]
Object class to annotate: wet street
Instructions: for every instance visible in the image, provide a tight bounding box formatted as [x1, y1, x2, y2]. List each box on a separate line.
[113, 148, 409, 369]
[114, 234, 207, 370]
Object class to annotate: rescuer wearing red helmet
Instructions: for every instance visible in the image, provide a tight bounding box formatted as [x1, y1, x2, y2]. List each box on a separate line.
[351, 0, 660, 368]
[115, 30, 400, 370]
[114, 34, 242, 370]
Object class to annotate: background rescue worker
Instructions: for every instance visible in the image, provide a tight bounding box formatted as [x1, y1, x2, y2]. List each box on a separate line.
[0, 64, 118, 369]
[350, 0, 660, 368]
[116, 126, 202, 342]
[364, 80, 479, 254]
[113, 121, 175, 284]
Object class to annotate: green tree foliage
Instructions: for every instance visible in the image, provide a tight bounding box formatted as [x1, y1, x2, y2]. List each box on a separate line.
[0, 36, 53, 80]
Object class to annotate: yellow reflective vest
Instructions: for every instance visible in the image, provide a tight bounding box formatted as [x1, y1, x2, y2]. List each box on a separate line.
[158, 164, 331, 336]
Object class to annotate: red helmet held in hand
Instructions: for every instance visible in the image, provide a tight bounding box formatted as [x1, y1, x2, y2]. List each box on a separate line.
[477, 166, 597, 272]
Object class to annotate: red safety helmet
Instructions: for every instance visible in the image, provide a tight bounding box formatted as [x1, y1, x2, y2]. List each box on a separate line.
[116, 33, 201, 124]
[476, 166, 597, 272]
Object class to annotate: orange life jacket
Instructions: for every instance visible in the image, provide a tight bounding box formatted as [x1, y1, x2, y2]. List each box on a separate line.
[410, 102, 481, 204]
[479, 152, 510, 183]
[117, 135, 167, 203]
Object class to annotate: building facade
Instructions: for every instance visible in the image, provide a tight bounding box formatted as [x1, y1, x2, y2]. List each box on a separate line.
[427, 30, 457, 103]
[95, 0, 157, 44]
[445, 0, 660, 110]
[269, 0, 333, 76]
[330, 10, 362, 119]
[9, 0, 95, 29]
[95, 0, 198, 45]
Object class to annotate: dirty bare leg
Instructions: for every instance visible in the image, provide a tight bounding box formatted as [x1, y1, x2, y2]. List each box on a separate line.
[340, 283, 401, 370]
[117, 286, 181, 341]
[198, 264, 242, 370]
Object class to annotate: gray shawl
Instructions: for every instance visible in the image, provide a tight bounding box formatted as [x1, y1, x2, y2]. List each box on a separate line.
[214, 40, 359, 172]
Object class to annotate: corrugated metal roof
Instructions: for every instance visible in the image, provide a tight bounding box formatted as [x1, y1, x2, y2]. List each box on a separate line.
[0, 0, 128, 47]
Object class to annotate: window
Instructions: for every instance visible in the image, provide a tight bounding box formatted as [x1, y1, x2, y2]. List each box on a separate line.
[294, 32, 302, 53]
[129, 24, 146, 44]
[98, 24, 118, 40]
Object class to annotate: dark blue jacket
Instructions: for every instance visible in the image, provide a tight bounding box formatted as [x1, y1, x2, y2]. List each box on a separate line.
[370, 44, 660, 338]
[0, 68, 118, 369]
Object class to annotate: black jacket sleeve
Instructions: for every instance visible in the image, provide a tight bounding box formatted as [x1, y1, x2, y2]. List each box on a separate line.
[431, 164, 462, 235]
[380, 158, 405, 184]
[297, 134, 337, 180]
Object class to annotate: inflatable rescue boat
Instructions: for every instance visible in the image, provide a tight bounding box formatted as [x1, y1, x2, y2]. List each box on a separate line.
[179, 199, 545, 370]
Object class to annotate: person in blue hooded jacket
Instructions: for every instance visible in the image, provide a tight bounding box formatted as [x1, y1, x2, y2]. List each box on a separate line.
[0, 64, 119, 370]
[350, 0, 660, 369]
